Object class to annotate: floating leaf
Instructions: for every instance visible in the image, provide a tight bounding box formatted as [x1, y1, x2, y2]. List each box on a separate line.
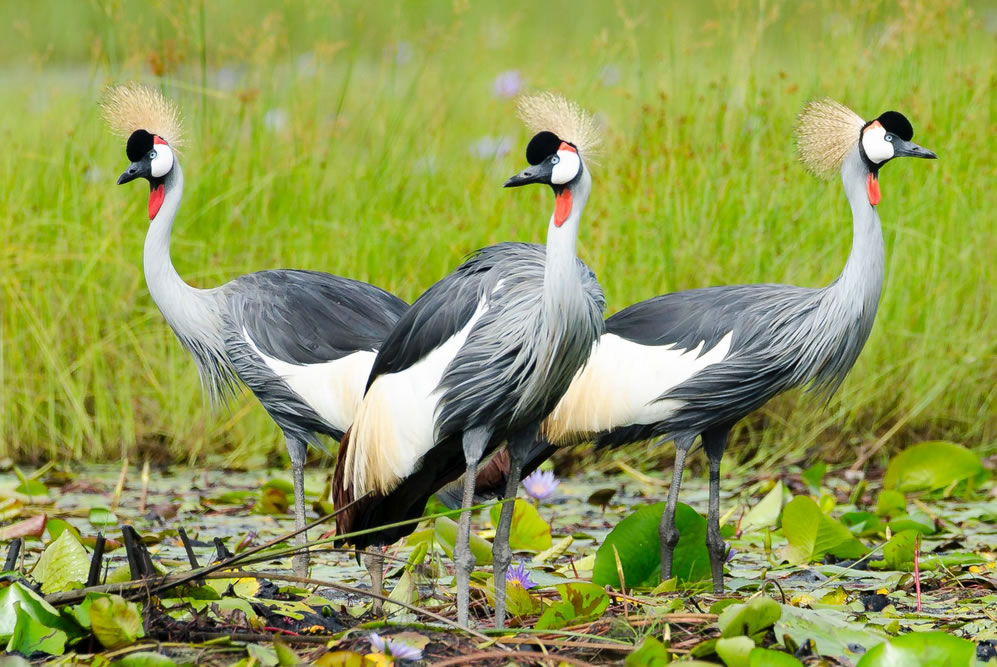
[90, 594, 143, 649]
[0, 514, 46, 541]
[258, 486, 290, 515]
[115, 652, 179, 667]
[718, 597, 781, 639]
[801, 463, 826, 492]
[34, 530, 90, 593]
[13, 479, 48, 498]
[716, 635, 755, 667]
[532, 536, 573, 564]
[6, 602, 67, 656]
[593, 502, 708, 588]
[776, 604, 886, 660]
[883, 441, 985, 494]
[779, 496, 867, 565]
[869, 530, 918, 571]
[536, 583, 609, 630]
[88, 506, 119, 527]
[315, 651, 366, 667]
[856, 630, 975, 666]
[45, 518, 81, 542]
[433, 517, 492, 564]
[840, 511, 882, 536]
[489, 499, 552, 552]
[749, 648, 804, 666]
[740, 481, 785, 534]
[0, 581, 80, 642]
[875, 490, 907, 517]
[625, 636, 670, 667]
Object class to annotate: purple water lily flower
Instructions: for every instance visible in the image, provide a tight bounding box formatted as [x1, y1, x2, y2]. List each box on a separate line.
[492, 70, 523, 98]
[522, 469, 559, 501]
[369, 632, 423, 662]
[725, 543, 737, 563]
[506, 560, 537, 590]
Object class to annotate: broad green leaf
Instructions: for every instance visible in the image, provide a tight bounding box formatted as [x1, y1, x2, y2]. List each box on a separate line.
[740, 481, 785, 534]
[801, 463, 826, 491]
[536, 583, 609, 630]
[274, 639, 300, 666]
[90, 594, 143, 649]
[257, 486, 289, 515]
[716, 635, 755, 667]
[776, 605, 886, 660]
[262, 478, 295, 495]
[489, 499, 552, 552]
[875, 490, 907, 517]
[88, 506, 119, 527]
[433, 517, 492, 564]
[45, 518, 81, 541]
[779, 496, 867, 565]
[886, 510, 935, 535]
[115, 652, 179, 667]
[6, 602, 67, 656]
[503, 580, 540, 617]
[315, 651, 366, 667]
[34, 529, 90, 593]
[246, 644, 280, 667]
[882, 441, 985, 494]
[749, 648, 804, 666]
[856, 631, 975, 667]
[869, 530, 918, 571]
[13, 479, 48, 497]
[383, 569, 418, 619]
[593, 502, 709, 588]
[625, 636, 670, 667]
[717, 596, 781, 638]
[840, 511, 882, 536]
[0, 582, 80, 642]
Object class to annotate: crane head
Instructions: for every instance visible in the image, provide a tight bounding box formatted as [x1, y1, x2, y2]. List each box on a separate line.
[116, 129, 176, 219]
[504, 131, 582, 189]
[860, 111, 937, 170]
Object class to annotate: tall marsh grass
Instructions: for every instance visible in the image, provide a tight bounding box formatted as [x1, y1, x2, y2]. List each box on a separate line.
[0, 0, 994, 467]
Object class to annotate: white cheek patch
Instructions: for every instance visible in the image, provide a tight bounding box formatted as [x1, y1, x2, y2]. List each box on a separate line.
[550, 149, 581, 185]
[862, 125, 894, 164]
[150, 145, 175, 178]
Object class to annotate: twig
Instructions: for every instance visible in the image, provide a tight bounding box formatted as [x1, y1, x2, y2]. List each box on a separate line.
[111, 457, 128, 512]
[914, 533, 922, 612]
[432, 650, 597, 667]
[139, 460, 150, 514]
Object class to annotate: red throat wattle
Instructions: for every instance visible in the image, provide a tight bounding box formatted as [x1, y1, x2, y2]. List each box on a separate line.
[554, 189, 573, 227]
[866, 173, 881, 206]
[148, 184, 166, 220]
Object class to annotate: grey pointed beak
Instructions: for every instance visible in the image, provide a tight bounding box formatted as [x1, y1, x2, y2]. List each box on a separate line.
[504, 163, 552, 188]
[117, 161, 146, 185]
[895, 140, 937, 160]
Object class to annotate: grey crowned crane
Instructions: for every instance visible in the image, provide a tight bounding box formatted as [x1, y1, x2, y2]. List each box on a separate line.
[334, 93, 606, 628]
[104, 85, 408, 576]
[456, 99, 937, 593]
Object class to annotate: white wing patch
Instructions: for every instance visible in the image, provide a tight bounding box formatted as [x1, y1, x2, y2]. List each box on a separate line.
[542, 331, 733, 446]
[242, 328, 375, 435]
[345, 298, 489, 497]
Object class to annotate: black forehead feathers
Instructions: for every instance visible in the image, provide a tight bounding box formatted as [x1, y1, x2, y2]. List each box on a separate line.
[876, 111, 914, 141]
[126, 129, 155, 162]
[525, 131, 563, 166]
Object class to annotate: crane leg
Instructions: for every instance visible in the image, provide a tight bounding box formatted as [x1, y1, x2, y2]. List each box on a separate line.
[456, 426, 490, 628]
[492, 426, 537, 630]
[659, 445, 689, 582]
[363, 548, 385, 616]
[703, 428, 730, 594]
[286, 435, 309, 578]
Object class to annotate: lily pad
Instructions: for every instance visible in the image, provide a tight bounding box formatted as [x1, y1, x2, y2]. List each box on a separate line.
[626, 636, 671, 666]
[775, 604, 886, 660]
[489, 499, 552, 552]
[882, 441, 985, 494]
[432, 516, 492, 564]
[718, 596, 781, 639]
[34, 529, 90, 593]
[856, 630, 975, 666]
[90, 594, 143, 649]
[536, 582, 609, 630]
[779, 496, 867, 565]
[6, 602, 67, 656]
[740, 480, 785, 535]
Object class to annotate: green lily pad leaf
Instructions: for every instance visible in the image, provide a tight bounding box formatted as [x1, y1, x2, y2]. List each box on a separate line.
[718, 596, 781, 639]
[383, 569, 418, 619]
[45, 518, 81, 541]
[593, 502, 709, 588]
[869, 530, 918, 571]
[489, 499, 552, 552]
[433, 516, 492, 564]
[88, 506, 119, 527]
[716, 635, 755, 667]
[625, 636, 670, 667]
[779, 496, 867, 565]
[503, 579, 540, 617]
[262, 478, 295, 495]
[740, 481, 785, 534]
[840, 511, 882, 536]
[886, 510, 935, 535]
[90, 594, 144, 649]
[856, 630, 975, 666]
[875, 490, 907, 517]
[801, 463, 826, 492]
[257, 486, 290, 515]
[0, 581, 81, 642]
[749, 648, 804, 666]
[13, 479, 48, 497]
[536, 583, 609, 630]
[34, 529, 90, 594]
[883, 441, 986, 494]
[246, 643, 280, 667]
[6, 602, 67, 656]
[115, 652, 179, 666]
[776, 604, 886, 660]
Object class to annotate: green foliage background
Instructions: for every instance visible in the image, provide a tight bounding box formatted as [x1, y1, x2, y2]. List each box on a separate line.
[0, 0, 993, 465]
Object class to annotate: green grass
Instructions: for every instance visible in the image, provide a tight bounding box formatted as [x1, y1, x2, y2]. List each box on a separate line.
[1, 0, 994, 466]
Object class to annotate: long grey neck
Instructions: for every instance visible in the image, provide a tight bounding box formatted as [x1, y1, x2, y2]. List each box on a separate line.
[829, 145, 885, 320]
[543, 166, 591, 306]
[143, 162, 229, 397]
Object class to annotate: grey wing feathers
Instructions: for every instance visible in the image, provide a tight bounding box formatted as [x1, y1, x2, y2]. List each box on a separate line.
[228, 270, 408, 365]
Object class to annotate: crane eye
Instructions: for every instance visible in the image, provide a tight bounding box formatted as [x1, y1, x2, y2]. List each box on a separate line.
[550, 155, 560, 164]
[149, 150, 158, 159]
[884, 135, 893, 142]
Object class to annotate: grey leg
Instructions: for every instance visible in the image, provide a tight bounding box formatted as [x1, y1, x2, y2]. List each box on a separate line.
[492, 427, 536, 630]
[660, 445, 689, 582]
[703, 428, 730, 594]
[286, 435, 309, 578]
[363, 548, 385, 616]
[456, 426, 490, 628]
